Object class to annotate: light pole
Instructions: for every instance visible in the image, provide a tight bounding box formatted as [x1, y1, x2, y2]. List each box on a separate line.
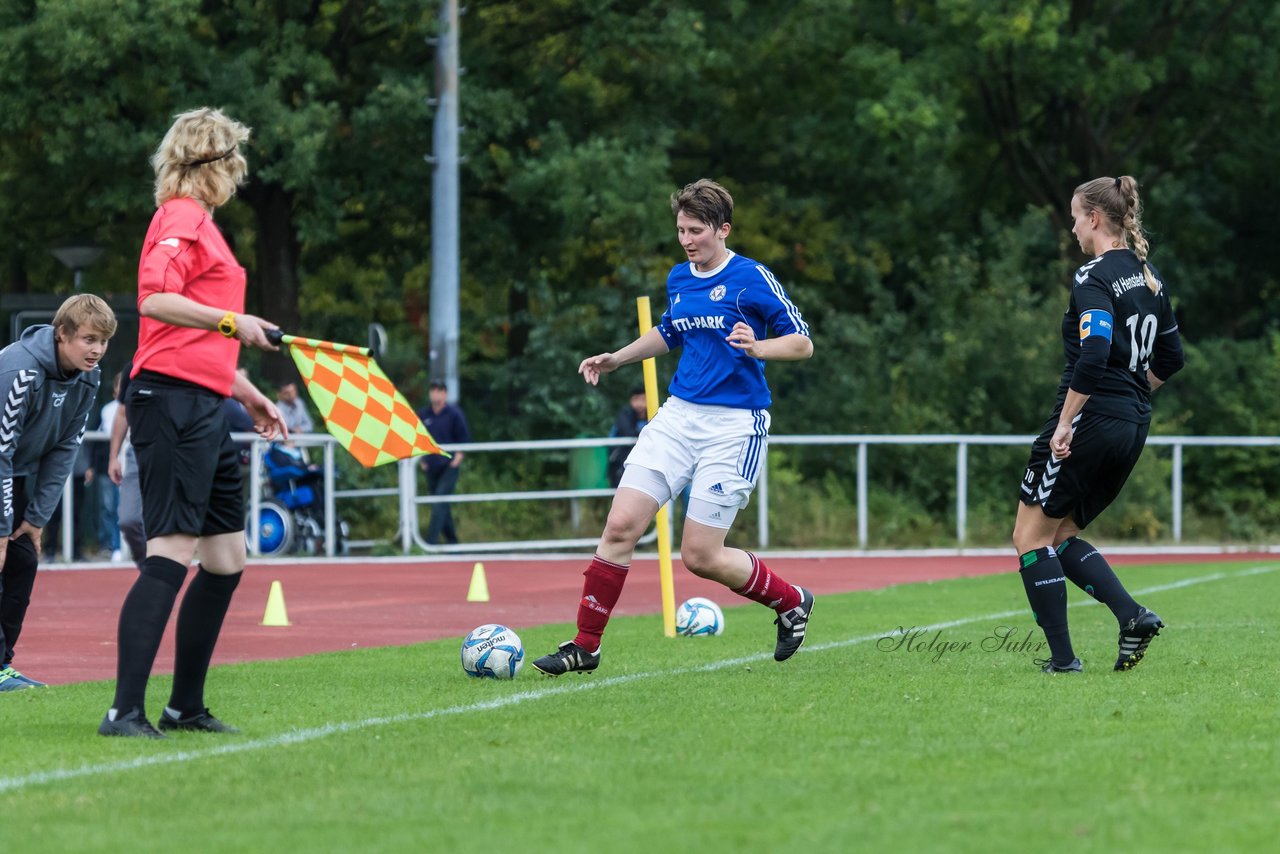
[428, 0, 460, 401]
[51, 242, 105, 290]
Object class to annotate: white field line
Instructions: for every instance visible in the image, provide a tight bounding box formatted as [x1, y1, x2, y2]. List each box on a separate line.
[2, 563, 1275, 795]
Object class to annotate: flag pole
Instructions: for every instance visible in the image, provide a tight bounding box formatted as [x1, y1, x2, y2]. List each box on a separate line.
[636, 297, 676, 638]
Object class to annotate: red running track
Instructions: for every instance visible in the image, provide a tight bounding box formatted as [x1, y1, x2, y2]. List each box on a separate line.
[13, 552, 1269, 685]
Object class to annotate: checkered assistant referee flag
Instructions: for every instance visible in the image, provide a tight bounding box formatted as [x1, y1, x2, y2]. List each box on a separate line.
[269, 331, 447, 467]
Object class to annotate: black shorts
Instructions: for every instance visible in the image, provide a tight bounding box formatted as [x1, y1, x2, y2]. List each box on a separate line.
[1018, 410, 1149, 529]
[127, 372, 244, 539]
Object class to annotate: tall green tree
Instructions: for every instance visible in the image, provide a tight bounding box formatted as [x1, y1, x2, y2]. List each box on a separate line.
[2, 0, 1278, 445]
[0, 0, 436, 386]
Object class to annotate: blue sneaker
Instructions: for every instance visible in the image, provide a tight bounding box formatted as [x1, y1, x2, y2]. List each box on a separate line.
[13, 667, 46, 687]
[0, 665, 38, 691]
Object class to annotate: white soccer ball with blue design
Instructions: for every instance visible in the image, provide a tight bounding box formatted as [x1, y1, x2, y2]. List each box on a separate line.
[461, 624, 525, 679]
[676, 597, 725, 637]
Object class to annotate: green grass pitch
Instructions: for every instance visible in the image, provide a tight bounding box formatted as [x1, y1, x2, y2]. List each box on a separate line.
[2, 560, 1277, 852]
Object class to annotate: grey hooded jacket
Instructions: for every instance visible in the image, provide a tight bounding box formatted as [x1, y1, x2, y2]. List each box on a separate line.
[0, 325, 101, 537]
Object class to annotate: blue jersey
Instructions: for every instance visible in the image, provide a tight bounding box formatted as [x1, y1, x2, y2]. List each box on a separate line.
[656, 252, 809, 409]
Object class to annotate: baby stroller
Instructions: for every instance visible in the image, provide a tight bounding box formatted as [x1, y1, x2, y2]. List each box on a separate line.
[247, 442, 349, 557]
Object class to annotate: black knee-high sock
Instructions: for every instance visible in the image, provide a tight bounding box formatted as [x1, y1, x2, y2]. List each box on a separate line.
[168, 566, 242, 715]
[112, 556, 188, 712]
[1056, 537, 1139, 625]
[1019, 547, 1075, 664]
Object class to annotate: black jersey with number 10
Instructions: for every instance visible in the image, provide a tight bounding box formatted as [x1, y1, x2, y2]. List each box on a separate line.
[1056, 248, 1180, 424]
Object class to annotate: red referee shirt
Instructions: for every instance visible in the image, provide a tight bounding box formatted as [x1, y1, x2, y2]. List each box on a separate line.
[133, 197, 245, 396]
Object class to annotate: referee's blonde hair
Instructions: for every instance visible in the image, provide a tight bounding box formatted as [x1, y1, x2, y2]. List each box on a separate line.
[152, 107, 251, 209]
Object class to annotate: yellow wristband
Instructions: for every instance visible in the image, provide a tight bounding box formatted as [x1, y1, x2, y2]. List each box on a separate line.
[217, 311, 237, 338]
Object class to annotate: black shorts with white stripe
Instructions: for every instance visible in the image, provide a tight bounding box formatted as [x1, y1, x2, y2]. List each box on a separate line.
[1018, 409, 1149, 529]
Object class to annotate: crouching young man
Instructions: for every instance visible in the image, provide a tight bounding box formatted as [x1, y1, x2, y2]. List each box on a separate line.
[0, 294, 116, 690]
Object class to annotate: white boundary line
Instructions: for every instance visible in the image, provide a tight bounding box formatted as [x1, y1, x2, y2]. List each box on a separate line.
[2, 563, 1275, 794]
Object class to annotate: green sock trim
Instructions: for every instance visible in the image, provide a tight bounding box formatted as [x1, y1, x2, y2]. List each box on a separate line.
[1020, 549, 1045, 569]
[1055, 536, 1079, 556]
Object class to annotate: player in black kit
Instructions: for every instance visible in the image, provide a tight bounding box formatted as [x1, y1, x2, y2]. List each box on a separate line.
[1012, 175, 1185, 675]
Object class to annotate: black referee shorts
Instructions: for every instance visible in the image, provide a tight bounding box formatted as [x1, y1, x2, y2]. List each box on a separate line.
[127, 373, 244, 539]
[1018, 410, 1150, 529]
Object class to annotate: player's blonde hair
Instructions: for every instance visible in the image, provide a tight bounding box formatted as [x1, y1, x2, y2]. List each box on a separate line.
[152, 107, 251, 209]
[671, 179, 734, 229]
[1074, 175, 1158, 294]
[53, 294, 117, 340]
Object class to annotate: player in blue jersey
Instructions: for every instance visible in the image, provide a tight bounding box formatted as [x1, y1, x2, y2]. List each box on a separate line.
[533, 179, 815, 676]
[1013, 175, 1184, 675]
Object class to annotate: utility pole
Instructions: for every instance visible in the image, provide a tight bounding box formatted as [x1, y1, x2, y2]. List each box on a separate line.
[429, 0, 460, 400]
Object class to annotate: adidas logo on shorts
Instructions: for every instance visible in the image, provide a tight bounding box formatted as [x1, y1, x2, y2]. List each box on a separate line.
[708, 483, 725, 496]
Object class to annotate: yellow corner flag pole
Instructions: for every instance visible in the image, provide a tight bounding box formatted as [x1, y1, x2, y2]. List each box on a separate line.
[636, 296, 676, 638]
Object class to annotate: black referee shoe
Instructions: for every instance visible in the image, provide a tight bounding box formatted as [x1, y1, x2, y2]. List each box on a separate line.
[158, 707, 241, 734]
[1115, 607, 1164, 671]
[99, 707, 167, 739]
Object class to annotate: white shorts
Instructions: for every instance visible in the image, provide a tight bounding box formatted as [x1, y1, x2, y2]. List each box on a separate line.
[617, 396, 770, 528]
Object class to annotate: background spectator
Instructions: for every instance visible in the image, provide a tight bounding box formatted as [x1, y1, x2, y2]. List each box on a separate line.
[275, 381, 314, 434]
[96, 372, 124, 561]
[108, 359, 145, 567]
[607, 385, 649, 488]
[43, 441, 93, 562]
[416, 380, 470, 545]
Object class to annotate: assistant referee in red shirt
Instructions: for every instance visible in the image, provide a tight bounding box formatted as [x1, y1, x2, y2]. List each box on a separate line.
[100, 108, 288, 738]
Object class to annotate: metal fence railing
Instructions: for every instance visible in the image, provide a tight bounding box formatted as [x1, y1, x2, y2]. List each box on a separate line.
[46, 432, 1280, 561]
[758, 434, 1280, 548]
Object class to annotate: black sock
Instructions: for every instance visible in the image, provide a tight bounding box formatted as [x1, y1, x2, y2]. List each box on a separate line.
[1056, 537, 1140, 625]
[0, 532, 40, 666]
[112, 556, 188, 712]
[168, 566, 242, 715]
[1019, 547, 1075, 664]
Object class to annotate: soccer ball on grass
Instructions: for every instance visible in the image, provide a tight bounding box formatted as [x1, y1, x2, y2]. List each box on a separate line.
[675, 597, 725, 637]
[461, 624, 524, 679]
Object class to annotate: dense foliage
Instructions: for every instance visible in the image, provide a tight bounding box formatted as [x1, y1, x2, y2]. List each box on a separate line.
[3, 0, 1277, 544]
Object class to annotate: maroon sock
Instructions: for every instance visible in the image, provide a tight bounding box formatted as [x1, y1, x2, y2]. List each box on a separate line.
[733, 552, 801, 612]
[572, 555, 629, 653]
